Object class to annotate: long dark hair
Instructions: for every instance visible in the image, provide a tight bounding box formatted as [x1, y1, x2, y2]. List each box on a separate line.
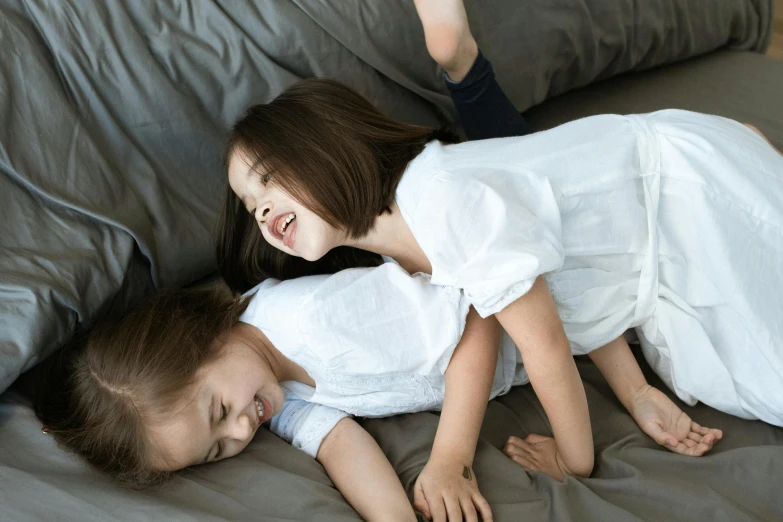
[33, 287, 250, 488]
[216, 78, 459, 293]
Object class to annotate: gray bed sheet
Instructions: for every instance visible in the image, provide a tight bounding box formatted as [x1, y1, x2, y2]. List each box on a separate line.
[2, 50, 782, 522]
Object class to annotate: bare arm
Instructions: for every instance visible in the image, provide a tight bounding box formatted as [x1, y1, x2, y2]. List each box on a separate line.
[317, 418, 416, 522]
[588, 336, 648, 410]
[590, 335, 723, 455]
[413, 307, 498, 522]
[495, 276, 594, 477]
[433, 307, 499, 467]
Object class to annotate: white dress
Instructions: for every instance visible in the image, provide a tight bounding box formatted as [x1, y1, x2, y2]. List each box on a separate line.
[395, 109, 783, 427]
[240, 264, 528, 457]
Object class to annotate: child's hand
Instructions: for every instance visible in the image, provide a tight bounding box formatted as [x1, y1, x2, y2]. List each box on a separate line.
[630, 384, 723, 456]
[503, 434, 570, 481]
[413, 457, 492, 522]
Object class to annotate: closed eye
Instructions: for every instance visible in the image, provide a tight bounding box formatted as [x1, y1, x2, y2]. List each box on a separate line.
[211, 404, 227, 461]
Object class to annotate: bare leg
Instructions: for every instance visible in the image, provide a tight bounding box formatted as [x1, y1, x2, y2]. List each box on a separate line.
[413, 0, 533, 140]
[412, 0, 478, 82]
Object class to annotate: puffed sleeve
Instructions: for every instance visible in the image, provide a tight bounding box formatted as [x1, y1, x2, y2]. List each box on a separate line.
[267, 387, 351, 458]
[414, 168, 564, 318]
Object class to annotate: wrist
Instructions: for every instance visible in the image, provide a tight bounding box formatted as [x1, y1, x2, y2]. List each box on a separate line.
[628, 383, 653, 413]
[372, 508, 417, 522]
[430, 440, 475, 468]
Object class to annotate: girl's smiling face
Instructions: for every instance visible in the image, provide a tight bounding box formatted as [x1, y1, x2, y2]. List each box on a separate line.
[149, 329, 285, 470]
[227, 149, 346, 262]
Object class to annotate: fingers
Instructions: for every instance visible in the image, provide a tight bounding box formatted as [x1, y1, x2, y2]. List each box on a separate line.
[644, 423, 679, 448]
[687, 431, 708, 444]
[458, 497, 478, 522]
[504, 444, 532, 467]
[693, 422, 723, 440]
[428, 494, 447, 522]
[461, 502, 478, 522]
[661, 433, 714, 457]
[524, 433, 550, 444]
[443, 496, 462, 522]
[413, 482, 432, 520]
[504, 438, 531, 460]
[472, 492, 494, 522]
[505, 436, 529, 453]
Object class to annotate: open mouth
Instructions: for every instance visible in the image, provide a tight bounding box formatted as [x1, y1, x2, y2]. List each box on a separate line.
[278, 212, 296, 235]
[253, 395, 271, 425]
[268, 212, 297, 248]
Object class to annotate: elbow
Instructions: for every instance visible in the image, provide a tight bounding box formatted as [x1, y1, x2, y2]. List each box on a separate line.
[568, 454, 594, 479]
[561, 451, 594, 479]
[571, 463, 594, 479]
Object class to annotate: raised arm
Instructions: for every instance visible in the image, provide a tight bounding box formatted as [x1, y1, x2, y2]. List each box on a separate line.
[413, 306, 498, 522]
[494, 276, 594, 478]
[317, 417, 417, 522]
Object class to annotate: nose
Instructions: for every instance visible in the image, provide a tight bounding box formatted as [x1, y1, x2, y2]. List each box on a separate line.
[257, 201, 273, 223]
[225, 412, 255, 442]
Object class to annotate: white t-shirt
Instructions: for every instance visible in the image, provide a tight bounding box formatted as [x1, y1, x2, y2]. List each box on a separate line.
[240, 264, 527, 457]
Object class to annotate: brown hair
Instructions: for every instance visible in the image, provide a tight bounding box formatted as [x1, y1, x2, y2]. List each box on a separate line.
[216, 78, 460, 293]
[34, 286, 249, 488]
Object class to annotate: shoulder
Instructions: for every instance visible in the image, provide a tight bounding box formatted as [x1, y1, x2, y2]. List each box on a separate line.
[240, 276, 328, 326]
[298, 264, 455, 329]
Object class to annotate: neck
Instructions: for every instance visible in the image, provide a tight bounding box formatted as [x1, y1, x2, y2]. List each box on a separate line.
[346, 202, 432, 275]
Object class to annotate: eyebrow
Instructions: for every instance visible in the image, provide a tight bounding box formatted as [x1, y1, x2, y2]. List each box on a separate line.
[246, 164, 257, 179]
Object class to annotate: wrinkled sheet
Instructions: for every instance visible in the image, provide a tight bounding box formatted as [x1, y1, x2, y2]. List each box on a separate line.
[3, 48, 783, 521]
[1, 0, 782, 520]
[3, 346, 783, 521]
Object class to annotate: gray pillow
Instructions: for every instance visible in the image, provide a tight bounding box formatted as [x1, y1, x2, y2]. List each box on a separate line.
[0, 0, 773, 393]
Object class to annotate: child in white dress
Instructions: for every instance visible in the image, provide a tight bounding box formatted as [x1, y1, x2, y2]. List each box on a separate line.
[33, 265, 723, 521]
[220, 55, 783, 522]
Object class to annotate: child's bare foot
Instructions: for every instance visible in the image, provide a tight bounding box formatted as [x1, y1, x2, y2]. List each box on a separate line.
[413, 0, 479, 82]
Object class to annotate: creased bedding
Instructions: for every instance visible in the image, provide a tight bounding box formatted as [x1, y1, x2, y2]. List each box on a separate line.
[1, 1, 782, 520]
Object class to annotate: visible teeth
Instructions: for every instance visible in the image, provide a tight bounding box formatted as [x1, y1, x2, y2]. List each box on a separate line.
[279, 213, 296, 234]
[254, 397, 264, 421]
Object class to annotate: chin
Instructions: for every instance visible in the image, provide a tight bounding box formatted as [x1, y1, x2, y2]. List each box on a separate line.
[300, 251, 322, 262]
[296, 243, 330, 262]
